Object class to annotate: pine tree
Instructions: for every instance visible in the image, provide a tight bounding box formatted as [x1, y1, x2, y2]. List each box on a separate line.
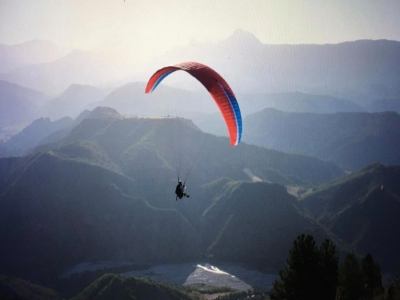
[362, 253, 384, 298]
[338, 252, 364, 300]
[318, 239, 339, 300]
[270, 234, 338, 300]
[387, 279, 400, 300]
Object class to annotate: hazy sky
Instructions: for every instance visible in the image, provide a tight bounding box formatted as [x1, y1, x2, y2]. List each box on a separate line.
[1, 0, 400, 63]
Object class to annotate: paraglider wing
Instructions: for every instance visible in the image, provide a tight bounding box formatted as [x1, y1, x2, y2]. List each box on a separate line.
[145, 62, 242, 146]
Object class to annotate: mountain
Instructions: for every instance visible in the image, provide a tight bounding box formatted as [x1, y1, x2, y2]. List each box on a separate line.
[89, 82, 218, 117]
[42, 84, 105, 119]
[202, 180, 331, 271]
[301, 163, 400, 271]
[0, 80, 49, 129]
[147, 32, 400, 104]
[238, 92, 364, 116]
[0, 274, 60, 300]
[0, 117, 73, 157]
[36, 107, 124, 149]
[85, 81, 367, 147]
[70, 273, 196, 300]
[366, 98, 400, 114]
[0, 151, 199, 278]
[1, 107, 122, 158]
[190, 92, 365, 139]
[1, 112, 399, 288]
[27, 109, 343, 221]
[0, 50, 132, 96]
[0, 112, 346, 279]
[243, 108, 400, 171]
[39, 109, 344, 189]
[0, 40, 65, 73]
[89, 82, 365, 129]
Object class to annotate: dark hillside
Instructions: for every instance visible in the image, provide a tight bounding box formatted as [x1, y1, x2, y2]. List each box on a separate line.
[0, 157, 23, 193]
[70, 273, 197, 300]
[301, 164, 400, 270]
[203, 181, 330, 271]
[29, 112, 346, 220]
[0, 112, 351, 284]
[24, 110, 344, 231]
[0, 274, 60, 300]
[0, 152, 199, 278]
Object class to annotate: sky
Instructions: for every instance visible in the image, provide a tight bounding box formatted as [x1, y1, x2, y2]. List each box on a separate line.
[1, 0, 400, 64]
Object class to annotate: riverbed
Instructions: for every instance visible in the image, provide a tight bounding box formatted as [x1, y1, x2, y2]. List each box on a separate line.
[122, 263, 278, 291]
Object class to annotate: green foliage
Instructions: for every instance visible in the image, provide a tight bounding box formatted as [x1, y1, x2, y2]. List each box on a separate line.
[338, 252, 364, 300]
[267, 234, 390, 300]
[362, 254, 384, 298]
[338, 252, 384, 300]
[319, 239, 339, 299]
[387, 279, 400, 300]
[270, 235, 338, 300]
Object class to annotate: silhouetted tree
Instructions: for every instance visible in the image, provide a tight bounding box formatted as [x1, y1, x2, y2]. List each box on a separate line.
[387, 279, 400, 300]
[270, 234, 338, 300]
[318, 239, 339, 299]
[362, 253, 384, 298]
[338, 252, 364, 300]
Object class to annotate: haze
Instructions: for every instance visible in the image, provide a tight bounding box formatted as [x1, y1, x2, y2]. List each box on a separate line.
[2, 1, 400, 298]
[1, 0, 400, 65]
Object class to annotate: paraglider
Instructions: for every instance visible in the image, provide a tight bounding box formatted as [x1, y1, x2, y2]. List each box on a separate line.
[145, 62, 242, 200]
[145, 61, 242, 146]
[175, 180, 190, 201]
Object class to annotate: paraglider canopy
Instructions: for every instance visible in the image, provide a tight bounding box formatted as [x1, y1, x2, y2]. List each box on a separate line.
[145, 61, 242, 146]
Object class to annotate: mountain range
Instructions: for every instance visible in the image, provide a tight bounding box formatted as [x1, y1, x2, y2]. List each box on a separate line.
[0, 108, 399, 298]
[2, 32, 400, 147]
[1, 32, 400, 105]
[0, 40, 66, 73]
[243, 108, 400, 171]
[0, 109, 343, 277]
[0, 50, 132, 96]
[147, 30, 400, 104]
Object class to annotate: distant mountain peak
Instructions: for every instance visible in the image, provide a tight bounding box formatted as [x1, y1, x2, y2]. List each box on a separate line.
[225, 29, 262, 46]
[62, 83, 101, 95]
[87, 106, 121, 119]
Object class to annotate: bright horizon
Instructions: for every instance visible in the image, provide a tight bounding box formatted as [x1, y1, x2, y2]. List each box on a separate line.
[1, 0, 400, 65]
